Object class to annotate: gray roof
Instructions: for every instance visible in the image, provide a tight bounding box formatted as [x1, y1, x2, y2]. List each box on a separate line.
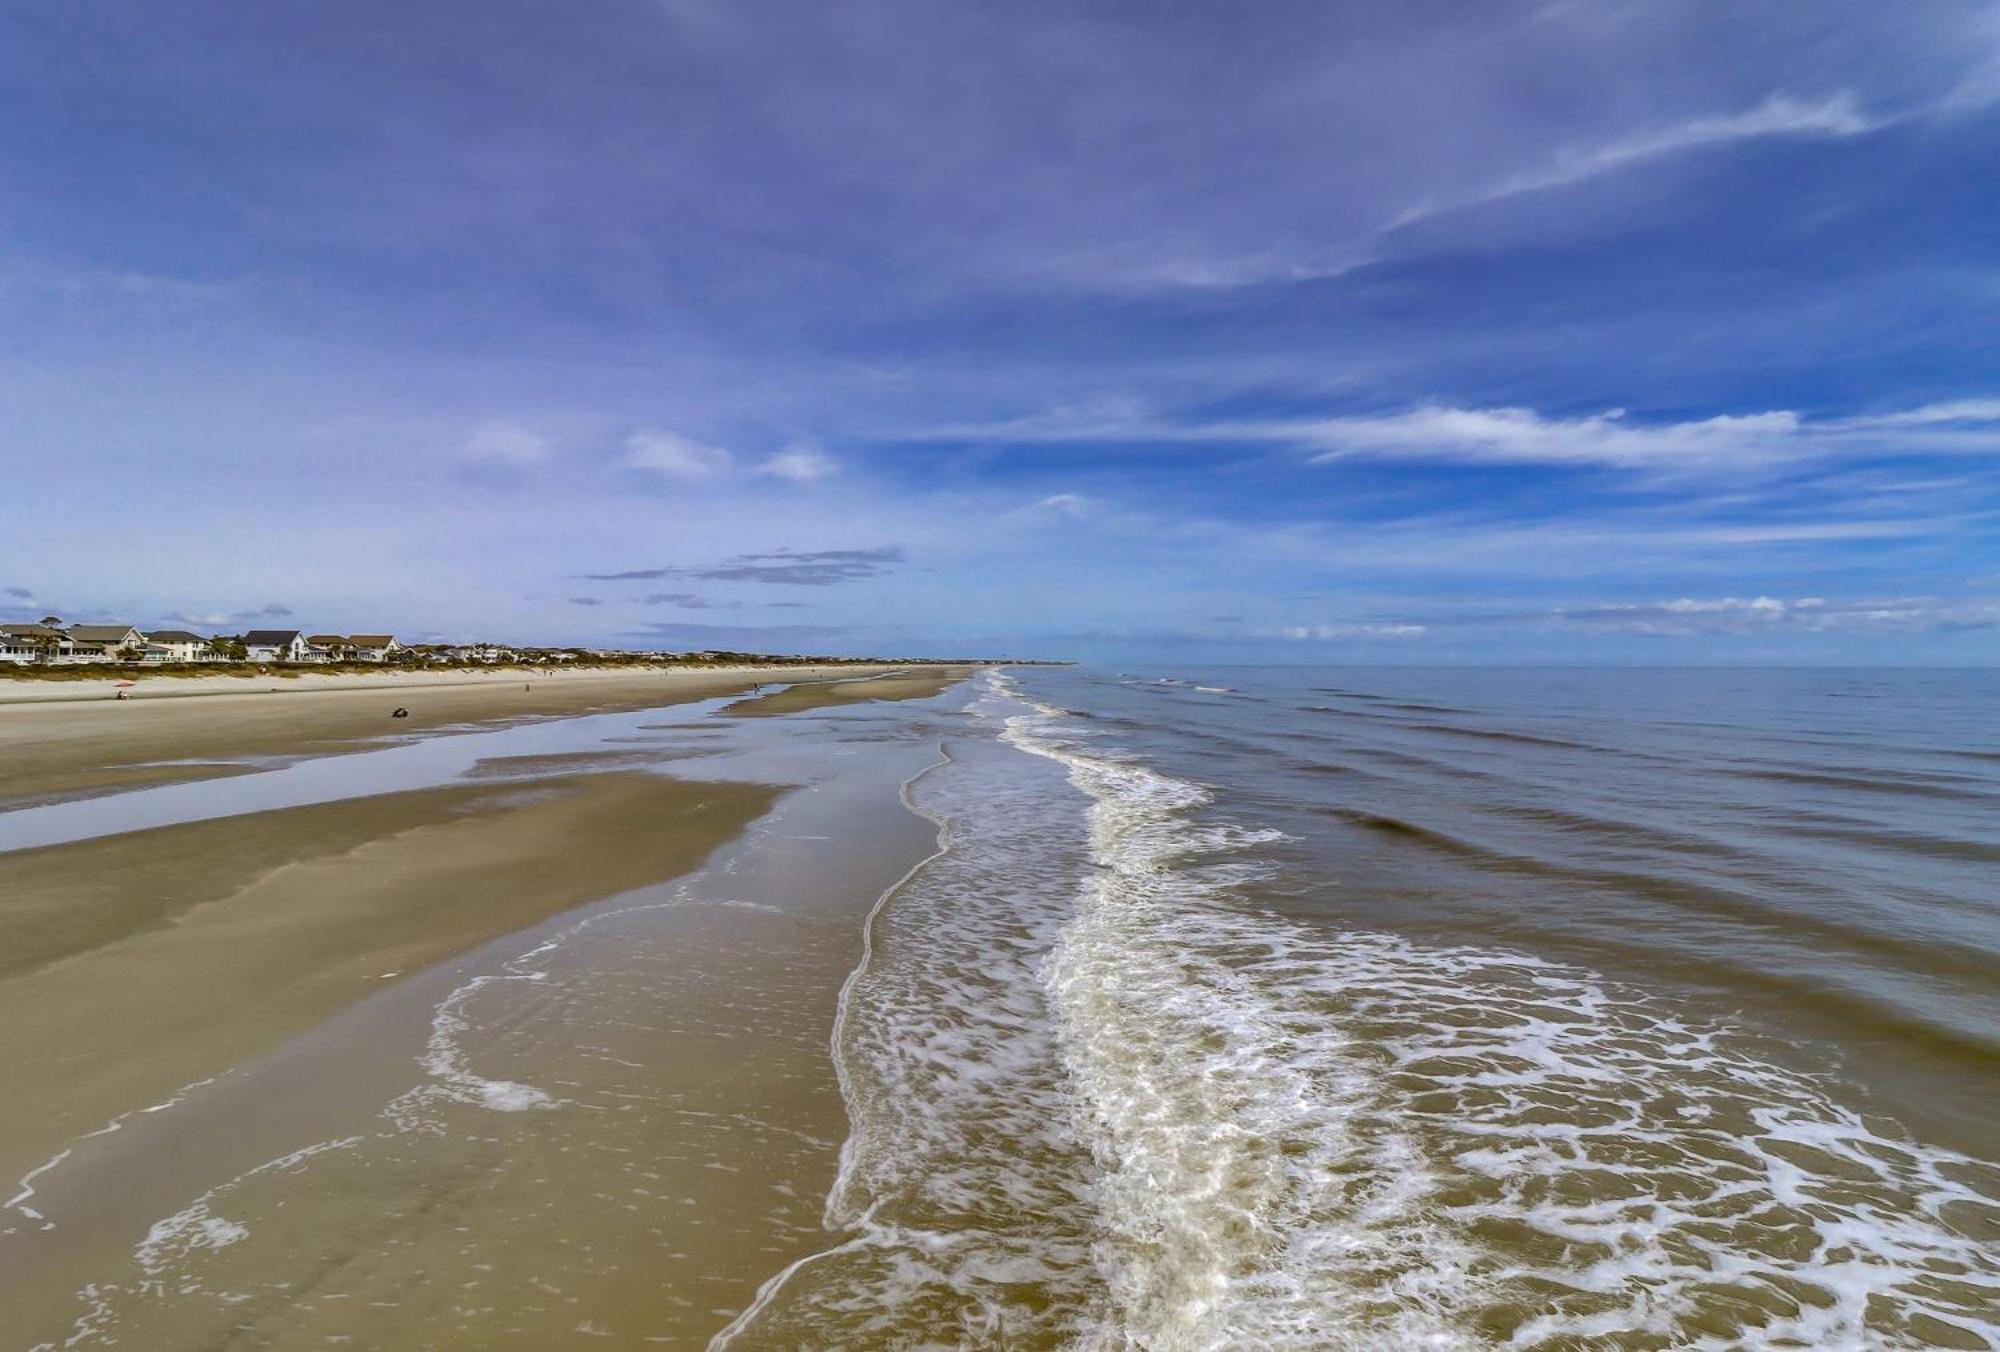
[67, 624, 140, 642]
[241, 629, 304, 645]
[143, 629, 206, 643]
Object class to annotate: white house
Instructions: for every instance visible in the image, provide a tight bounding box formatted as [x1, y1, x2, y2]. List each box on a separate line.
[0, 624, 60, 664]
[65, 624, 145, 662]
[241, 629, 314, 663]
[347, 634, 402, 662]
[141, 629, 219, 663]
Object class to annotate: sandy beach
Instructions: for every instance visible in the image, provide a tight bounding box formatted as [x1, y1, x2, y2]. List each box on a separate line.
[0, 664, 972, 1347]
[0, 663, 938, 809]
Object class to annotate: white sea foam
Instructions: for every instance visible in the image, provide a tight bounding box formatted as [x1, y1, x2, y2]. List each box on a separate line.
[386, 941, 568, 1129]
[998, 671, 2000, 1350]
[731, 669, 2000, 1348]
[6, 1073, 227, 1235]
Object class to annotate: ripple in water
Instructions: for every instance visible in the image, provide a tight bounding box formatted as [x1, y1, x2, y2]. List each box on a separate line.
[732, 672, 2000, 1350]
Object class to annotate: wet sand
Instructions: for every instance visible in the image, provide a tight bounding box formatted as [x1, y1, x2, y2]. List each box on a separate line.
[721, 667, 970, 717]
[0, 773, 777, 1168]
[0, 667, 972, 1348]
[0, 663, 915, 809]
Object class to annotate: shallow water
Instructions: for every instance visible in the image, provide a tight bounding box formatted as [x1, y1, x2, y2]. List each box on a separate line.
[5, 666, 1996, 1348]
[733, 666, 1999, 1349]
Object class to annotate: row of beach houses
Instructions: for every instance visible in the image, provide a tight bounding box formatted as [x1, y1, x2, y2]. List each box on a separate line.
[0, 622, 623, 668]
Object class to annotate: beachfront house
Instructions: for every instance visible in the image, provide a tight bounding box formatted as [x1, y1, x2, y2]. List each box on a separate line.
[140, 629, 219, 663]
[308, 634, 354, 661]
[241, 629, 314, 663]
[65, 624, 145, 662]
[347, 634, 402, 662]
[445, 643, 516, 663]
[0, 624, 62, 664]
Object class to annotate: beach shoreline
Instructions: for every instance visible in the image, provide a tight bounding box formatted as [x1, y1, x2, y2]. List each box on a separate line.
[0, 663, 976, 810]
[0, 660, 924, 705]
[0, 665, 973, 1346]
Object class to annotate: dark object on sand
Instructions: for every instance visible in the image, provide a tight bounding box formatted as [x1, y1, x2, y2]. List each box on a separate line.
[391, 707, 410, 719]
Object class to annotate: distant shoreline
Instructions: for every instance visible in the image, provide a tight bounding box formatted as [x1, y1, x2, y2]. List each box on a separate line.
[0, 660, 1001, 706]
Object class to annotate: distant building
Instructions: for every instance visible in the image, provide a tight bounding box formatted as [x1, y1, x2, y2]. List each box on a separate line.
[141, 629, 219, 663]
[241, 629, 314, 663]
[0, 623, 63, 664]
[65, 624, 145, 662]
[346, 634, 402, 663]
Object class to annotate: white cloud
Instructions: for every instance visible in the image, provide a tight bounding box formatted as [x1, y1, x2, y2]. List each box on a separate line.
[1548, 593, 1997, 636]
[925, 396, 2000, 473]
[461, 421, 551, 466]
[1270, 623, 1427, 640]
[1394, 91, 1879, 227]
[757, 444, 840, 481]
[623, 429, 733, 478]
[1296, 406, 1806, 469]
[1843, 399, 2000, 428]
[1012, 492, 1096, 522]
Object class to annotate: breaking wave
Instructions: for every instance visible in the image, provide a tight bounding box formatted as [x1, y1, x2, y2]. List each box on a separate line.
[733, 671, 2000, 1349]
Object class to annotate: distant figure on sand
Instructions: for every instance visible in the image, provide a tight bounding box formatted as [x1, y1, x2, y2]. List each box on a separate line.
[391, 707, 409, 719]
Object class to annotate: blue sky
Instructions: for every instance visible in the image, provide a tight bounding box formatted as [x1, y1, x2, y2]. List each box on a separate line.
[3, 0, 1997, 663]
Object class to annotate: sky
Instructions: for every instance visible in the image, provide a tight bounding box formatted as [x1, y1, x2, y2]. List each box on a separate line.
[3, 0, 1998, 664]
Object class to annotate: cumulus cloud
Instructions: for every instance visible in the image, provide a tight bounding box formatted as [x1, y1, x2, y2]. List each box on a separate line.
[623, 429, 733, 478]
[757, 444, 840, 481]
[462, 421, 551, 465]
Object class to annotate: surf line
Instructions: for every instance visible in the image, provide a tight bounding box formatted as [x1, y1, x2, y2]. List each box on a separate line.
[707, 736, 957, 1351]
[5, 1072, 233, 1235]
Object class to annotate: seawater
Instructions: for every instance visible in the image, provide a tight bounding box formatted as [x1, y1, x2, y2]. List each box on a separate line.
[732, 666, 2000, 1349]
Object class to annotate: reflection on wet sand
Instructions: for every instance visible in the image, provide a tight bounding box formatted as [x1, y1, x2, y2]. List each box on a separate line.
[0, 670, 969, 1348]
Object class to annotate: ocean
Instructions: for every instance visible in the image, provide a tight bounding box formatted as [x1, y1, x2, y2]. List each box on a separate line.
[7, 665, 1995, 1348]
[732, 665, 2000, 1349]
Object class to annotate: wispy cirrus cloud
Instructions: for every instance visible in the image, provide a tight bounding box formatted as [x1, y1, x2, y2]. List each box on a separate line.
[633, 621, 858, 646]
[583, 546, 904, 587]
[1360, 593, 2000, 638]
[757, 444, 840, 481]
[622, 429, 734, 478]
[461, 421, 551, 466]
[1393, 92, 1880, 228]
[920, 397, 2000, 473]
[1268, 622, 1428, 640]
